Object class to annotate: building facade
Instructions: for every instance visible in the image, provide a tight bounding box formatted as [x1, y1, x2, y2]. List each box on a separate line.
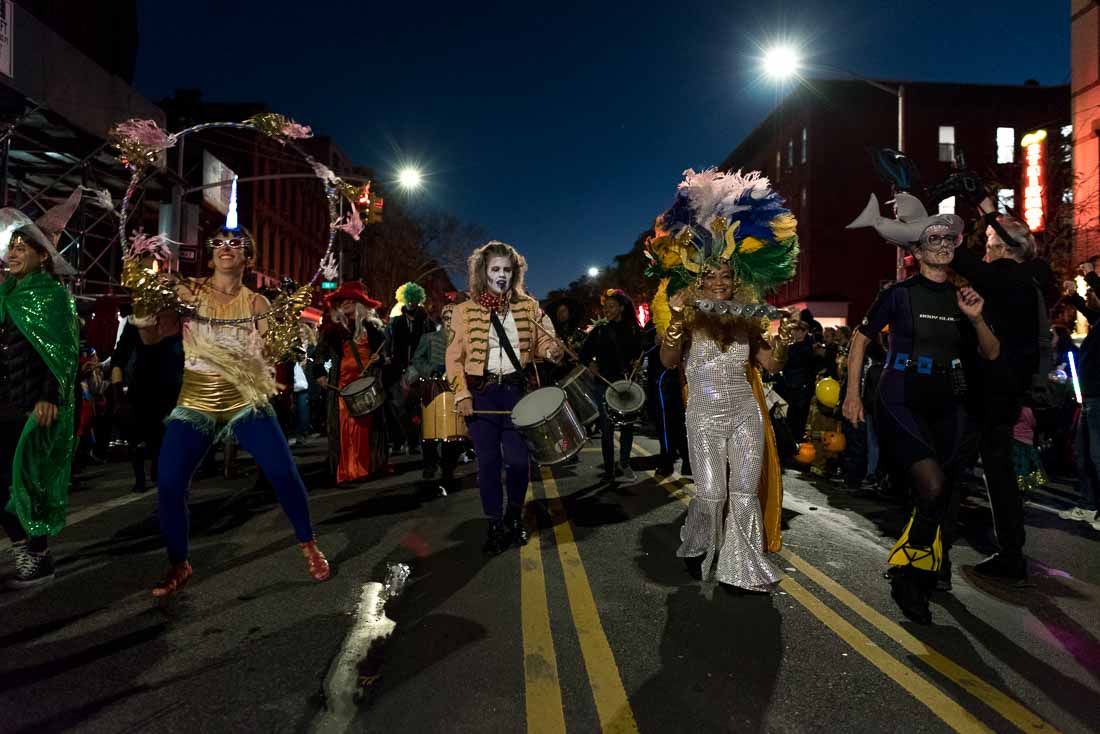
[720, 79, 1069, 325]
[1073, 1, 1100, 263]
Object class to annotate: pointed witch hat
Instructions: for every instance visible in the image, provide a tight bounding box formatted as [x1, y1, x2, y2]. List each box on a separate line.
[0, 188, 82, 275]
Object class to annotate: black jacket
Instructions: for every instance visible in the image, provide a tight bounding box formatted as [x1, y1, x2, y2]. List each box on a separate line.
[951, 245, 1056, 393]
[579, 319, 643, 382]
[0, 314, 60, 416]
[1067, 272, 1100, 399]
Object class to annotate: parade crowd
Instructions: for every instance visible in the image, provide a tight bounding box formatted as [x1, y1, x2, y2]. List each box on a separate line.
[2, 162, 1098, 628]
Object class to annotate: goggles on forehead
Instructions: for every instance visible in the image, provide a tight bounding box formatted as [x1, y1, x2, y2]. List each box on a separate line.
[205, 236, 252, 251]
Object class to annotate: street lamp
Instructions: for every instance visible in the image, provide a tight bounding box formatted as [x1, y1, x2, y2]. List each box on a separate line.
[761, 47, 907, 281]
[397, 166, 423, 191]
[587, 266, 600, 278]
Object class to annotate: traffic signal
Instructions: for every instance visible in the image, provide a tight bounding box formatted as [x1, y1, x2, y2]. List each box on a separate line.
[320, 280, 338, 291]
[367, 196, 384, 224]
[357, 182, 371, 209]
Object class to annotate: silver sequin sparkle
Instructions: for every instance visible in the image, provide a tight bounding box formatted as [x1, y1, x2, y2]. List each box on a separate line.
[677, 335, 781, 591]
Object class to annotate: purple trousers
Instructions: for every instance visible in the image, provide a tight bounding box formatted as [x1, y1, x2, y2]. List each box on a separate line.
[467, 383, 529, 519]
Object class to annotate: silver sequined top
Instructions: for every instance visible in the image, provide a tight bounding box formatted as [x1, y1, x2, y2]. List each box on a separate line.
[685, 336, 760, 433]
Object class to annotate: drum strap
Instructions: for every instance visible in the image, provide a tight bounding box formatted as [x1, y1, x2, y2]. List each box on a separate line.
[347, 329, 370, 377]
[490, 311, 525, 377]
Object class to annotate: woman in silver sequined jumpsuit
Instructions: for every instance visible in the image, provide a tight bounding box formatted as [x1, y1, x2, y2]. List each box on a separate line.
[661, 263, 791, 592]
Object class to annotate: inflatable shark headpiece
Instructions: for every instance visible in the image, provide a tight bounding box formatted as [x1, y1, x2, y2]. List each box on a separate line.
[846, 192, 963, 250]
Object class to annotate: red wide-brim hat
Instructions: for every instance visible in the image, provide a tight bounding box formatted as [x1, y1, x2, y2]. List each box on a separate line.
[324, 281, 382, 310]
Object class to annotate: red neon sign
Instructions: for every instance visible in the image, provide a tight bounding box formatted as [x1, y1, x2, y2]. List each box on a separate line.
[1021, 129, 1046, 232]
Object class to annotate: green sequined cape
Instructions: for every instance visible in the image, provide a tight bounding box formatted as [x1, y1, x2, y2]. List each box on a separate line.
[0, 272, 78, 536]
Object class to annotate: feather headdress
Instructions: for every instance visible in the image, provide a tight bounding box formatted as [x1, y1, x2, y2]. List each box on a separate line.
[645, 168, 799, 300]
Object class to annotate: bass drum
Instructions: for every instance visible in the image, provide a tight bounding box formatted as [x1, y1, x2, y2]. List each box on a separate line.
[556, 365, 600, 426]
[605, 380, 646, 425]
[511, 386, 586, 465]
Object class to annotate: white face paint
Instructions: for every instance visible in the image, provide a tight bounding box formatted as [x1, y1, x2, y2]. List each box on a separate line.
[486, 255, 513, 296]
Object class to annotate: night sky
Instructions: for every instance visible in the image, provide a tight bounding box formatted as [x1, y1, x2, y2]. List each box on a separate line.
[136, 1, 1068, 297]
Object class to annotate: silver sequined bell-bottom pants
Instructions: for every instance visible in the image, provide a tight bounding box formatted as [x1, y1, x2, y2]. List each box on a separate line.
[676, 405, 781, 590]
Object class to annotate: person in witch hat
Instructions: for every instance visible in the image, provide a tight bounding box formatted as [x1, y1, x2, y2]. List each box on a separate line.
[0, 190, 80, 588]
[314, 281, 389, 484]
[844, 192, 999, 622]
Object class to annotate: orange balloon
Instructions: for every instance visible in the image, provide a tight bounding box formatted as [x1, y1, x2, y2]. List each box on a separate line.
[794, 442, 817, 464]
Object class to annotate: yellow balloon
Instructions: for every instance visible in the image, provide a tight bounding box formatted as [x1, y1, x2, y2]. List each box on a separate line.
[816, 378, 841, 408]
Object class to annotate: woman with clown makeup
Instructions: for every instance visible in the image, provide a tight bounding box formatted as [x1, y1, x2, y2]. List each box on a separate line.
[650, 169, 801, 594]
[446, 241, 562, 555]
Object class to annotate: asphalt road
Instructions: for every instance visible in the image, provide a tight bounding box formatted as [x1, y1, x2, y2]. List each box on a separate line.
[1, 433, 1098, 734]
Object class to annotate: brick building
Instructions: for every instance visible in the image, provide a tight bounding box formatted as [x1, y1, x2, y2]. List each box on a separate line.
[720, 79, 1069, 325]
[1073, 1, 1100, 262]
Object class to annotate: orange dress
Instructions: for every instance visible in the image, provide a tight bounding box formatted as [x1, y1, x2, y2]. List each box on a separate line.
[336, 337, 378, 484]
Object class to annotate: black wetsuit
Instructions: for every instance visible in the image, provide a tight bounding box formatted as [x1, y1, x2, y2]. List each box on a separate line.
[858, 275, 979, 473]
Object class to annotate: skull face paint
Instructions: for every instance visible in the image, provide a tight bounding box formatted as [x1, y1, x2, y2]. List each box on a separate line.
[486, 255, 513, 296]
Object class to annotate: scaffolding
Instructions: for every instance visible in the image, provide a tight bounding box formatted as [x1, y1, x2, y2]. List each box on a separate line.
[0, 91, 162, 300]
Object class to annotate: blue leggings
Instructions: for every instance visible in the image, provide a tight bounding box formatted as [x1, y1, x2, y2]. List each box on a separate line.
[158, 411, 315, 563]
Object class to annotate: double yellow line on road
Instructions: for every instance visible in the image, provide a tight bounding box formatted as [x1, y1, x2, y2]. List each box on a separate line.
[634, 445, 1059, 734]
[520, 470, 639, 734]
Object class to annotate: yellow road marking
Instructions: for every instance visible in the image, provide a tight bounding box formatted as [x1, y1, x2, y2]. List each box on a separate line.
[520, 485, 566, 734]
[540, 468, 639, 733]
[779, 574, 991, 733]
[780, 549, 1061, 734]
[630, 443, 1050, 733]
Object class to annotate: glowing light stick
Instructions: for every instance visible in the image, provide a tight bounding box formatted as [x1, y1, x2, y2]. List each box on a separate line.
[1069, 351, 1083, 404]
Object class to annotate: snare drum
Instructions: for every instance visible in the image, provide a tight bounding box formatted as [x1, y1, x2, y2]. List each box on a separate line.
[511, 386, 586, 465]
[556, 365, 600, 426]
[605, 380, 646, 425]
[421, 391, 468, 442]
[340, 375, 385, 417]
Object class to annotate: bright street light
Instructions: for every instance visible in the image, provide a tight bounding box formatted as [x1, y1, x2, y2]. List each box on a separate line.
[397, 167, 423, 190]
[762, 45, 800, 80]
[587, 267, 600, 278]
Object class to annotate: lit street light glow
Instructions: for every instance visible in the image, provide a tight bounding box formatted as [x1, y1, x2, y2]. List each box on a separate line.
[587, 267, 600, 278]
[398, 167, 423, 190]
[762, 45, 800, 80]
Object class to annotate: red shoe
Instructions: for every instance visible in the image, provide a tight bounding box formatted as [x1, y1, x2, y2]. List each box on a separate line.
[152, 561, 193, 598]
[300, 540, 331, 582]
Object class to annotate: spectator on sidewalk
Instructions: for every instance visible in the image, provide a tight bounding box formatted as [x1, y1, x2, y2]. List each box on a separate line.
[1059, 274, 1100, 530]
[292, 348, 312, 443]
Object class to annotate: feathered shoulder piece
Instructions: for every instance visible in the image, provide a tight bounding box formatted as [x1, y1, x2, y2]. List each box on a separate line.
[644, 168, 799, 299]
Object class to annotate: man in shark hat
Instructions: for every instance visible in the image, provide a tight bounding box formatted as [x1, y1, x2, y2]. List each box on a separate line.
[844, 192, 1001, 622]
[0, 190, 80, 587]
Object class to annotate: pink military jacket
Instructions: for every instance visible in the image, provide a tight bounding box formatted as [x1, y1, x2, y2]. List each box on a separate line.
[445, 296, 558, 401]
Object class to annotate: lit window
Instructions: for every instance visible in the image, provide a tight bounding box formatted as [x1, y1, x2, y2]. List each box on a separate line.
[997, 188, 1015, 212]
[1061, 124, 1073, 163]
[801, 127, 808, 164]
[1063, 188, 1074, 204]
[938, 197, 956, 215]
[776, 151, 781, 180]
[800, 186, 807, 212]
[938, 126, 955, 163]
[787, 139, 794, 167]
[996, 127, 1014, 164]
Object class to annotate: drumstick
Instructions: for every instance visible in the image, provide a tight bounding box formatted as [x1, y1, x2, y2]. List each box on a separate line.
[531, 319, 618, 390]
[452, 409, 512, 415]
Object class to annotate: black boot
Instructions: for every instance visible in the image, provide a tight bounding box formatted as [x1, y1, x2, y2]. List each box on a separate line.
[482, 519, 509, 555]
[889, 566, 932, 624]
[505, 506, 529, 547]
